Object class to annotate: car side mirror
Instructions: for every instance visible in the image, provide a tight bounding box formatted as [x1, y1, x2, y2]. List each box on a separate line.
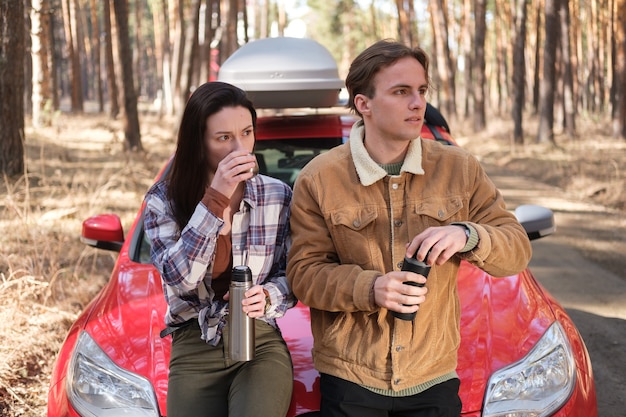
[81, 214, 125, 252]
[514, 204, 556, 241]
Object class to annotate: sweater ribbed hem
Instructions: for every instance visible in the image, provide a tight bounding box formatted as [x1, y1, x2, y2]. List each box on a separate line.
[361, 371, 458, 397]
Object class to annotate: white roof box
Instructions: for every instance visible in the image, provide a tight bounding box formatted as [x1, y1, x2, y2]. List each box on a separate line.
[218, 37, 343, 109]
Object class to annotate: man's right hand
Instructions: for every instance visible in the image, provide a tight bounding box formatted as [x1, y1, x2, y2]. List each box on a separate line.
[372, 271, 428, 314]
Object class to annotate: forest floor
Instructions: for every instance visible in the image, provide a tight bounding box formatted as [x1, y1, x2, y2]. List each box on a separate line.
[0, 110, 624, 416]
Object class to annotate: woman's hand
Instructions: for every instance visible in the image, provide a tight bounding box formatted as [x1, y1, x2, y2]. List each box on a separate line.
[241, 284, 269, 318]
[210, 151, 257, 199]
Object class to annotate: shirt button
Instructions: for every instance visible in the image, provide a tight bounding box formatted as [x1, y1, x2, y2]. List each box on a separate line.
[235, 245, 240, 250]
[394, 220, 402, 227]
[392, 183, 399, 190]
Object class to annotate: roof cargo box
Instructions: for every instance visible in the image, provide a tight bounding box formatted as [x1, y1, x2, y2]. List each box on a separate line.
[218, 37, 343, 109]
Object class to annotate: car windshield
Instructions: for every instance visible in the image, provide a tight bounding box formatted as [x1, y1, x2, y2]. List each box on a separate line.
[254, 137, 343, 187]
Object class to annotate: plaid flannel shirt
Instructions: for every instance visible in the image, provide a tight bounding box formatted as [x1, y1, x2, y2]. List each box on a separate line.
[144, 174, 296, 345]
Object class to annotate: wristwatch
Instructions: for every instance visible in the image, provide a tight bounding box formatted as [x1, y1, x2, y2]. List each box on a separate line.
[263, 289, 271, 315]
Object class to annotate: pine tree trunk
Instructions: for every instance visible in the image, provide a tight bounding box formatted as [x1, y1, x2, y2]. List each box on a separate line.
[31, 0, 45, 127]
[559, 0, 576, 138]
[103, 0, 119, 118]
[429, 0, 456, 118]
[113, 0, 142, 151]
[473, 0, 487, 130]
[90, 0, 103, 112]
[615, 0, 626, 139]
[0, 0, 25, 177]
[512, 0, 529, 145]
[537, 0, 559, 144]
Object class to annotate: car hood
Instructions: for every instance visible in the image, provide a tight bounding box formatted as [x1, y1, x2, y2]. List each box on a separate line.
[456, 262, 555, 412]
[69, 255, 556, 417]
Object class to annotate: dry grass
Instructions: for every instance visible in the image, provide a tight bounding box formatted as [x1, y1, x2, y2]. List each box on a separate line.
[0, 112, 175, 416]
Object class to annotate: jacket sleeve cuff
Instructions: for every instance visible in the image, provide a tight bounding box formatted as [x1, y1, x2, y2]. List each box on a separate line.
[451, 222, 479, 253]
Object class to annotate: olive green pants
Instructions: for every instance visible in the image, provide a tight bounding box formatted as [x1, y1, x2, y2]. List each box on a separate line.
[166, 320, 293, 417]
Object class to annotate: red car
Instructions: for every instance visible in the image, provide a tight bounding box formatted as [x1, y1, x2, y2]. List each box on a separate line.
[48, 37, 597, 417]
[47, 110, 596, 417]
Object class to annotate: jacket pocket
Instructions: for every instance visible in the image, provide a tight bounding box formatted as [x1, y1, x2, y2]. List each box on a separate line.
[412, 197, 464, 227]
[328, 207, 381, 267]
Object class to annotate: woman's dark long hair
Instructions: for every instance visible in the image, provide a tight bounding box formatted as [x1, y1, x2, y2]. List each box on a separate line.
[167, 82, 257, 230]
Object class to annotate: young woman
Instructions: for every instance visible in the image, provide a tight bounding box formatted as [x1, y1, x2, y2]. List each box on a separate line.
[144, 81, 296, 417]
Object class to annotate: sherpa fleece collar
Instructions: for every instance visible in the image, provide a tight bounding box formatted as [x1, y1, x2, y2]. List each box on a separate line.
[349, 119, 425, 186]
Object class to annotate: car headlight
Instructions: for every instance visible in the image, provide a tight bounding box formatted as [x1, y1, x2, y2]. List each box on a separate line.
[66, 331, 160, 417]
[483, 322, 576, 417]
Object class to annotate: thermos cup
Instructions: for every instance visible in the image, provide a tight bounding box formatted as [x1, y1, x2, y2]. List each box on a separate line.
[228, 265, 255, 361]
[391, 253, 431, 321]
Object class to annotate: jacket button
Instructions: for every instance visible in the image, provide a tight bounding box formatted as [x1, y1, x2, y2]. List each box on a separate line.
[394, 379, 401, 385]
[397, 261, 403, 269]
[392, 183, 399, 190]
[394, 220, 402, 227]
[395, 345, 403, 352]
[353, 220, 360, 228]
[438, 209, 445, 218]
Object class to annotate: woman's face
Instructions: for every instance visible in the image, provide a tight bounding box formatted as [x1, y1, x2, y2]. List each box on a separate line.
[204, 106, 255, 173]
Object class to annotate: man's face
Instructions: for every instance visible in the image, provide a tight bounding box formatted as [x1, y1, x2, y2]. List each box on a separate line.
[355, 57, 429, 145]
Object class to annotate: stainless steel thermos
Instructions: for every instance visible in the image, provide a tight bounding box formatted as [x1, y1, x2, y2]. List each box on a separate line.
[228, 265, 255, 361]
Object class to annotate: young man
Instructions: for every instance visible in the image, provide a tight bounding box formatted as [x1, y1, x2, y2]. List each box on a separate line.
[286, 39, 532, 416]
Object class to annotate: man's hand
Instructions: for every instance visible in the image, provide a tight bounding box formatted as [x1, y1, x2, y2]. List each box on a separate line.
[373, 271, 428, 314]
[406, 225, 468, 266]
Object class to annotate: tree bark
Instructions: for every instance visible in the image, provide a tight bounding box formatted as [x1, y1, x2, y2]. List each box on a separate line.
[61, 0, 83, 112]
[512, 0, 529, 145]
[0, 0, 25, 177]
[537, 0, 559, 144]
[31, 0, 45, 127]
[429, 0, 456, 118]
[614, 0, 626, 139]
[461, 0, 472, 118]
[103, 0, 119, 117]
[112, 0, 142, 151]
[532, 0, 542, 114]
[90, 0, 103, 112]
[473, 0, 487, 130]
[559, 0, 576, 138]
[396, 0, 413, 46]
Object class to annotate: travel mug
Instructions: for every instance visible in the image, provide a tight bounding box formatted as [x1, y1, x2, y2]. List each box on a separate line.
[391, 253, 431, 321]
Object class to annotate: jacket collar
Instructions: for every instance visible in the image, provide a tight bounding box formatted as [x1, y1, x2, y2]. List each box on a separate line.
[349, 119, 425, 186]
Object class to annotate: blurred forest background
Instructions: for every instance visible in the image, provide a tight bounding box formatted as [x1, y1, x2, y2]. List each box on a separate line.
[1, 0, 626, 178]
[0, 0, 626, 415]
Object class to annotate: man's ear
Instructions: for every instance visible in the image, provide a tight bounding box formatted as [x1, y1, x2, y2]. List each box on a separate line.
[354, 94, 371, 116]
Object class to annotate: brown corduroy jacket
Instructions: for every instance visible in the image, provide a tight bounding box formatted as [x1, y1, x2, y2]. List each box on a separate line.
[287, 121, 532, 392]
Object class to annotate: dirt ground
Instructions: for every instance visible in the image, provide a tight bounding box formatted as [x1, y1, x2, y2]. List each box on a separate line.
[457, 117, 626, 280]
[0, 112, 624, 416]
